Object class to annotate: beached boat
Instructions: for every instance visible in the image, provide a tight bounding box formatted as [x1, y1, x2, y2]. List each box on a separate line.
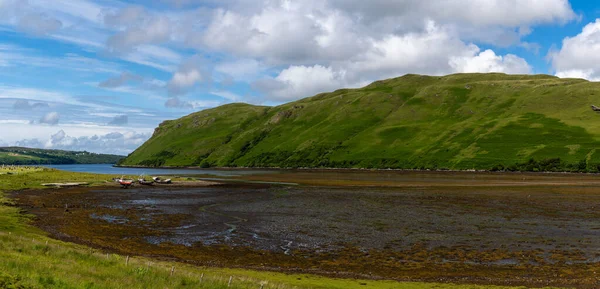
[138, 178, 154, 186]
[152, 176, 172, 184]
[117, 177, 134, 188]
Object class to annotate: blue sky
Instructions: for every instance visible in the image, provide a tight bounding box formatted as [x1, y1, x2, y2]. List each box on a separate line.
[0, 0, 599, 154]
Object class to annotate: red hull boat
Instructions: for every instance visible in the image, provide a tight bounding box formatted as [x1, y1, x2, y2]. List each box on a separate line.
[118, 179, 134, 188]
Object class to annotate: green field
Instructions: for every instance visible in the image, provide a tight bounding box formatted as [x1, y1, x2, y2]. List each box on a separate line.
[0, 147, 123, 165]
[0, 168, 551, 288]
[119, 73, 600, 172]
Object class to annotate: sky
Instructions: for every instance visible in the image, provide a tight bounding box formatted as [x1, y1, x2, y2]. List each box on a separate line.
[0, 0, 599, 155]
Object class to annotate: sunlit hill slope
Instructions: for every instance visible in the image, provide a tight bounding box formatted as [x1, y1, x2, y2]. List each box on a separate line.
[120, 73, 600, 172]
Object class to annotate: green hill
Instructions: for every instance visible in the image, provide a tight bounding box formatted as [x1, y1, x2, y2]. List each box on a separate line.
[120, 73, 600, 172]
[0, 147, 124, 165]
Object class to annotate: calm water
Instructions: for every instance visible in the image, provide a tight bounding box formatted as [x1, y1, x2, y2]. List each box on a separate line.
[44, 164, 277, 177]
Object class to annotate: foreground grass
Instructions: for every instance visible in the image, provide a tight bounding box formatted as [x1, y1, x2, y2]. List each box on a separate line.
[0, 167, 556, 289]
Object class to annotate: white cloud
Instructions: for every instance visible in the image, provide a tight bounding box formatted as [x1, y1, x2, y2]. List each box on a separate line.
[0, 113, 157, 154]
[450, 49, 532, 74]
[254, 21, 532, 101]
[195, 0, 576, 65]
[347, 22, 467, 77]
[555, 69, 597, 80]
[196, 4, 347, 65]
[39, 112, 60, 125]
[16, 129, 150, 155]
[550, 19, 600, 81]
[329, 0, 576, 27]
[167, 55, 212, 95]
[253, 65, 351, 101]
[170, 70, 202, 89]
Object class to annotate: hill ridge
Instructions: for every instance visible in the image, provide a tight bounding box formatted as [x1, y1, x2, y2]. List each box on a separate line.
[120, 73, 600, 172]
[0, 147, 124, 165]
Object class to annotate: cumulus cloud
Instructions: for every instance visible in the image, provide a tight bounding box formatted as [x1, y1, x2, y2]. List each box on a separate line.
[50, 129, 66, 143]
[39, 112, 59, 125]
[98, 72, 143, 88]
[329, 0, 576, 27]
[108, 115, 129, 126]
[167, 55, 212, 95]
[253, 65, 351, 101]
[170, 70, 202, 89]
[449, 49, 532, 74]
[253, 22, 532, 101]
[85, 0, 578, 103]
[550, 19, 600, 81]
[174, 1, 549, 101]
[13, 99, 49, 110]
[16, 130, 151, 155]
[197, 7, 326, 65]
[192, 0, 576, 65]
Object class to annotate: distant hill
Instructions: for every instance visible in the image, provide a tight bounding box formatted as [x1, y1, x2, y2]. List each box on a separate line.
[119, 73, 600, 172]
[0, 147, 124, 165]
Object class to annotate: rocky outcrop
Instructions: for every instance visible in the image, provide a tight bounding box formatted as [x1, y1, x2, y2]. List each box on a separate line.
[269, 105, 304, 124]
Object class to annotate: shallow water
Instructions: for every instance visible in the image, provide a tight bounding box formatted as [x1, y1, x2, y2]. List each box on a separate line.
[44, 164, 279, 177]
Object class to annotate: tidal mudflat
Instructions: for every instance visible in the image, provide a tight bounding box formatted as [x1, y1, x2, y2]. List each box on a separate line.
[13, 170, 600, 288]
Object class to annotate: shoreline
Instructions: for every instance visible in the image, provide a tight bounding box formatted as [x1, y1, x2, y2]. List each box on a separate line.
[114, 163, 600, 176]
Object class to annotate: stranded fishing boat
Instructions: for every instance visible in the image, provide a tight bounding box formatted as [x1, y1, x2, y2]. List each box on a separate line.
[116, 176, 134, 188]
[152, 176, 172, 184]
[138, 178, 154, 186]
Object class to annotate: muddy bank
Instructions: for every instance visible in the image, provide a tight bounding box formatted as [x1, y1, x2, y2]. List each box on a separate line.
[222, 168, 600, 187]
[12, 172, 600, 288]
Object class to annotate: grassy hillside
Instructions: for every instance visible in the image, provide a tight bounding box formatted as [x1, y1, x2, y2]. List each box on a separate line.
[121, 73, 600, 172]
[0, 167, 540, 288]
[0, 147, 123, 165]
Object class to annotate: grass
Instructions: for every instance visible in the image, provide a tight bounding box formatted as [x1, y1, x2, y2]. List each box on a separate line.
[119, 73, 600, 172]
[0, 167, 560, 288]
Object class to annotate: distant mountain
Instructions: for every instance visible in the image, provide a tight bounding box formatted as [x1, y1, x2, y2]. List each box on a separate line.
[0, 147, 124, 165]
[119, 73, 600, 172]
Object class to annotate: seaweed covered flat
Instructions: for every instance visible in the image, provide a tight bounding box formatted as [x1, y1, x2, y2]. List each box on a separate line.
[12, 170, 600, 288]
